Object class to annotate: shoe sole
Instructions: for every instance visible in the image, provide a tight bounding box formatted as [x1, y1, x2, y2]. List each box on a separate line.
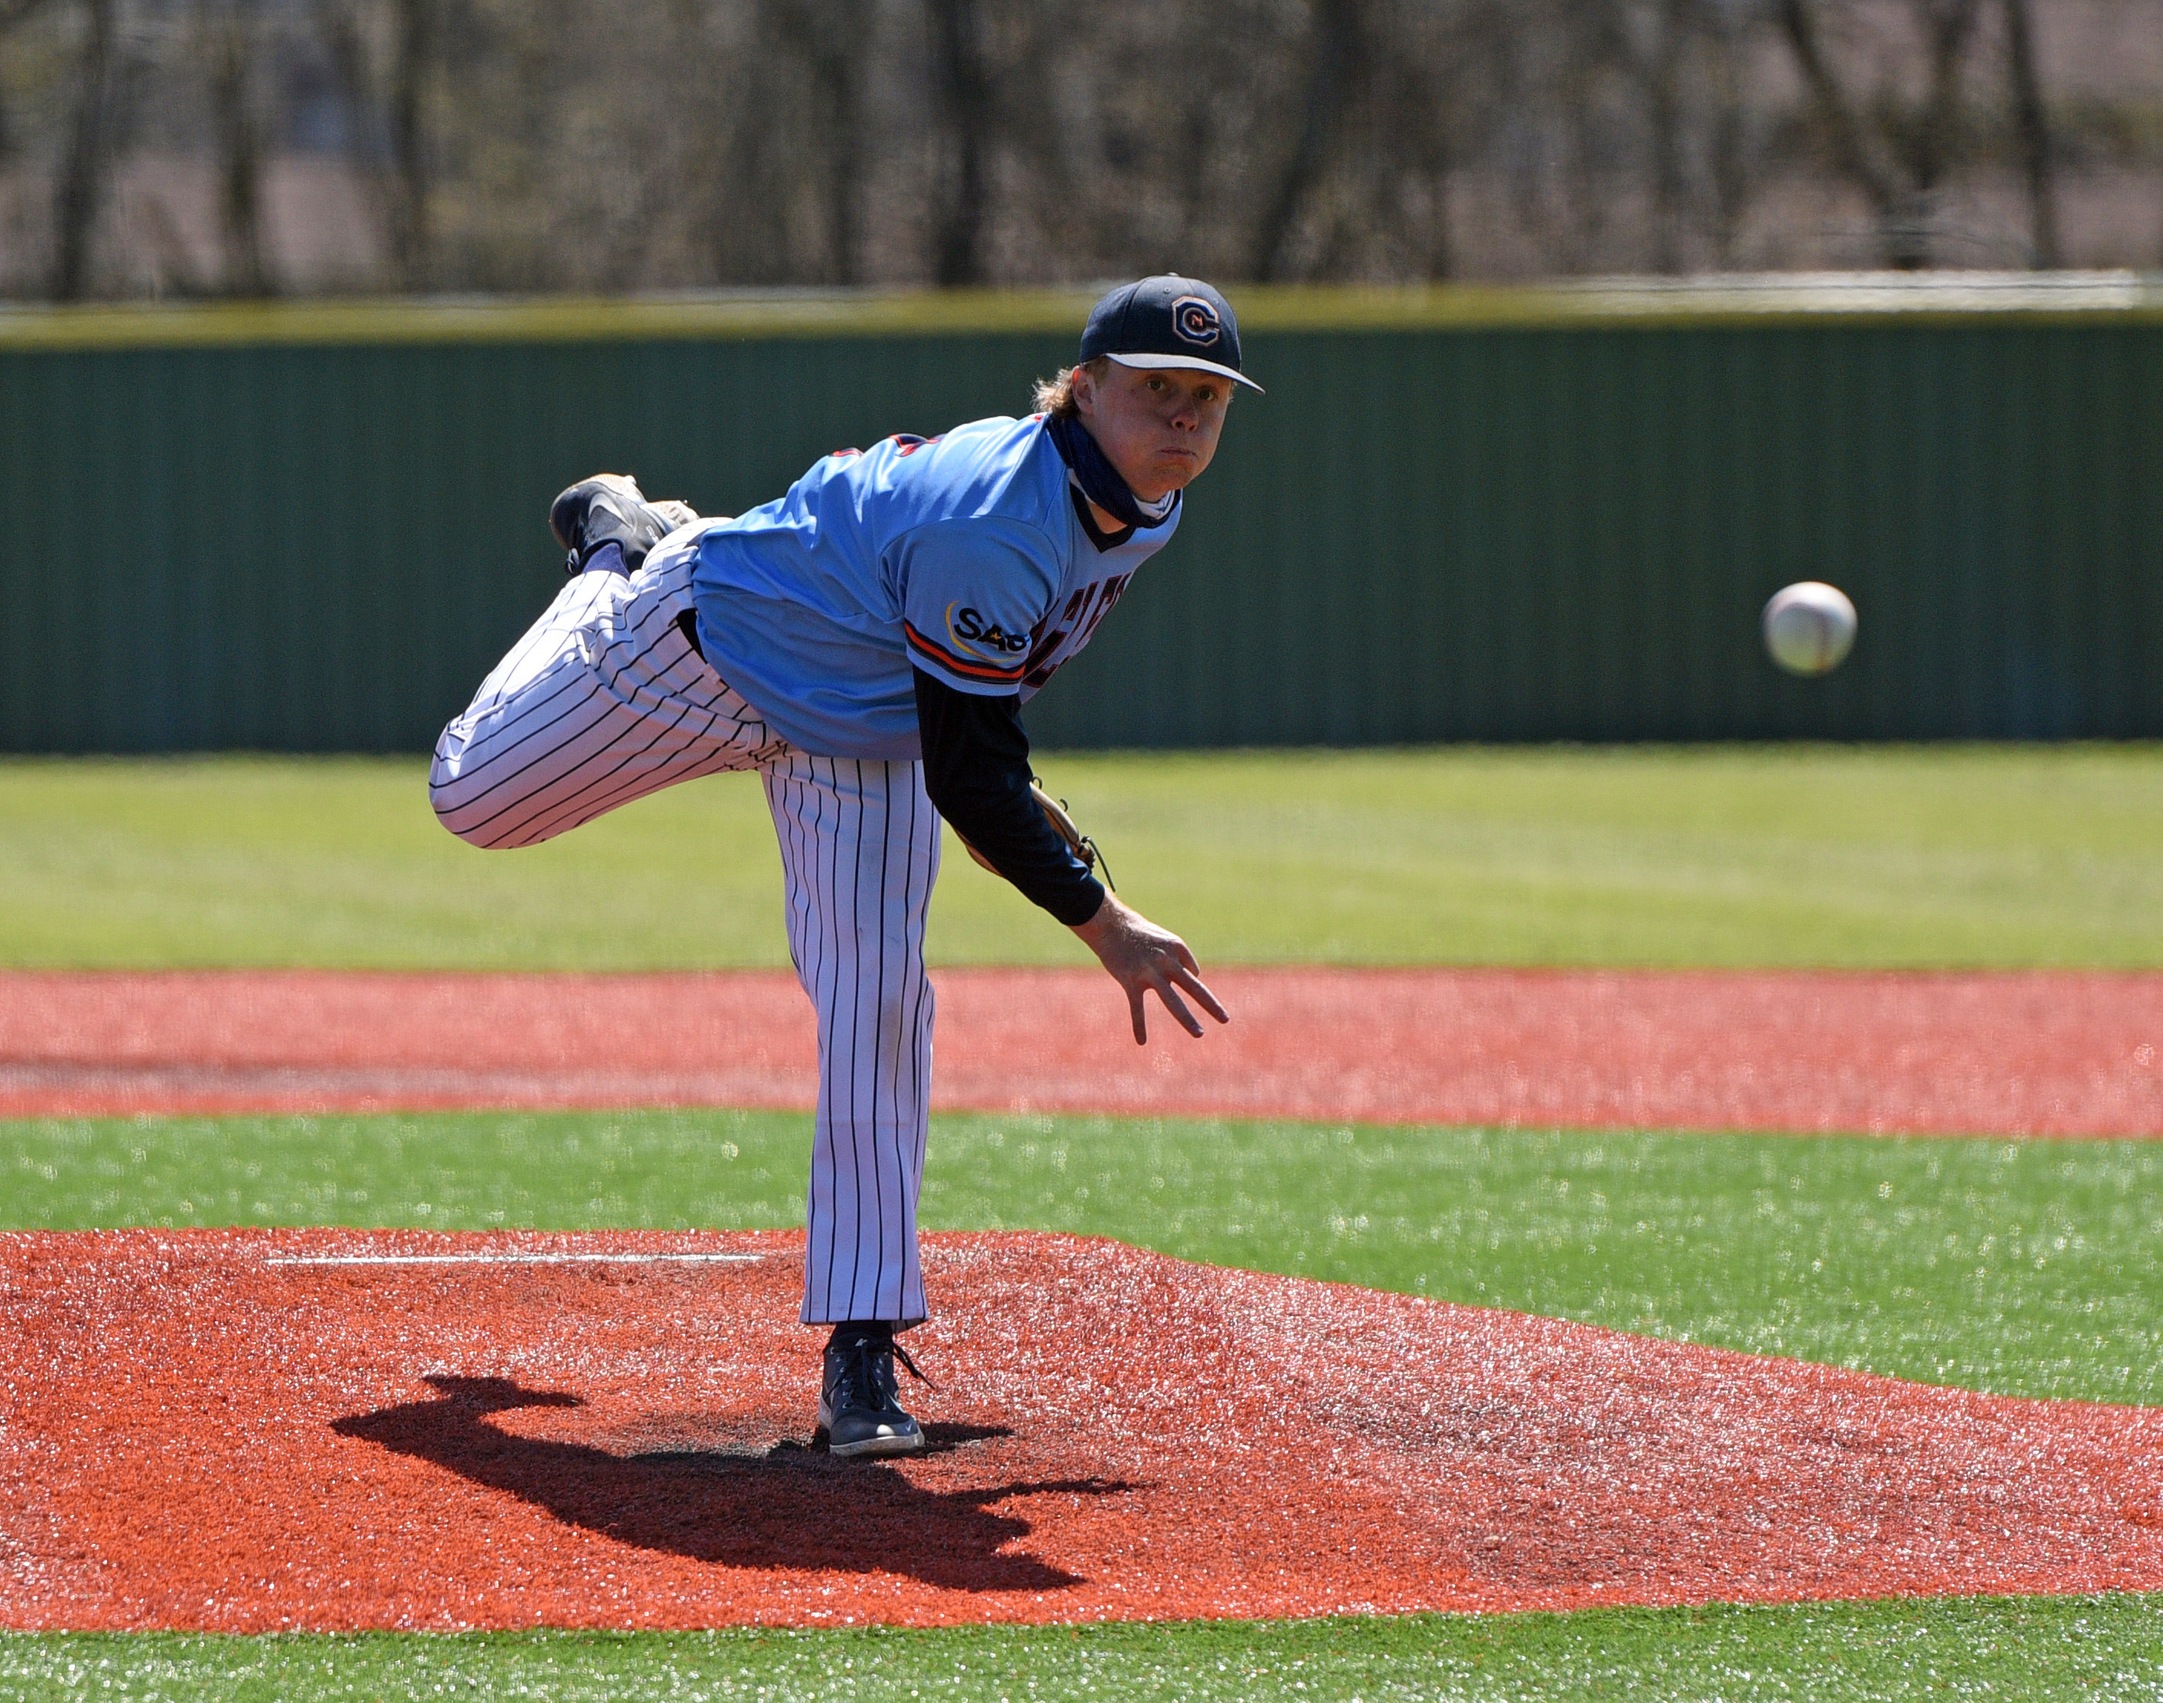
[827, 1430, 925, 1459]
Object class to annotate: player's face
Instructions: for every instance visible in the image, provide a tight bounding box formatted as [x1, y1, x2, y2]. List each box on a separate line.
[1073, 363, 1233, 502]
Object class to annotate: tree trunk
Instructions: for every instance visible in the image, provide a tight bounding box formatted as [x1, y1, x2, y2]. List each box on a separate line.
[384, 0, 433, 290]
[52, 0, 120, 299]
[1425, 144, 1454, 281]
[1908, 0, 1982, 197]
[2002, 0, 2059, 268]
[818, 41, 865, 286]
[924, 0, 991, 287]
[1701, 0, 1752, 266]
[208, 1, 269, 296]
[1634, 0, 1693, 273]
[316, 0, 434, 290]
[1252, 0, 1365, 282]
[781, 0, 873, 286]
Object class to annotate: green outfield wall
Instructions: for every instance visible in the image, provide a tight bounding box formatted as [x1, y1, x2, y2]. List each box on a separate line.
[2, 275, 2159, 751]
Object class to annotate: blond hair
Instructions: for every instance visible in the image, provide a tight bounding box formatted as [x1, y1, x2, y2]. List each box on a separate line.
[1031, 356, 1110, 418]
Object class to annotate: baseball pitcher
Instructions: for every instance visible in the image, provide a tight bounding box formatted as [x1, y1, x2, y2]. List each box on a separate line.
[430, 276, 1255, 1456]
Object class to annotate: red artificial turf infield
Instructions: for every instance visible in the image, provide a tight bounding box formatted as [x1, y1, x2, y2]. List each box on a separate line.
[3, 967, 2162, 1135]
[5, 1228, 2163, 1631]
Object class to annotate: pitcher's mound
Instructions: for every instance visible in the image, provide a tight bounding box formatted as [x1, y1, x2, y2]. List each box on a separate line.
[5, 1228, 2162, 1630]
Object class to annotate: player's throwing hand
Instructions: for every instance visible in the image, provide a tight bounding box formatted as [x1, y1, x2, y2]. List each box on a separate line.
[1072, 894, 1231, 1044]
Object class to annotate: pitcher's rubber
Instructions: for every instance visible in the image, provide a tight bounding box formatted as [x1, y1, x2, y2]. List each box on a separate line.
[5, 1228, 2161, 1631]
[3, 968, 2162, 1135]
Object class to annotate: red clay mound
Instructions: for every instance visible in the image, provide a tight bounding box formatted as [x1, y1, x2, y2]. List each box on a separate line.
[3, 968, 2161, 1136]
[5, 1228, 2162, 1631]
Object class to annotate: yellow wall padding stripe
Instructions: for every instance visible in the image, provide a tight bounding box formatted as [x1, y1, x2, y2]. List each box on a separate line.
[2, 273, 2159, 352]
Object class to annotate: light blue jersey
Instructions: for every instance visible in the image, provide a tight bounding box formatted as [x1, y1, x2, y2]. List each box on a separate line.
[688, 415, 1180, 760]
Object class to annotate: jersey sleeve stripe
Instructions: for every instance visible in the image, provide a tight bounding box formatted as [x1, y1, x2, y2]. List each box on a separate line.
[903, 620, 1028, 683]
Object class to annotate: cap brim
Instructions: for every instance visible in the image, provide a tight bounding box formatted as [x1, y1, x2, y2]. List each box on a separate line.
[1104, 351, 1265, 394]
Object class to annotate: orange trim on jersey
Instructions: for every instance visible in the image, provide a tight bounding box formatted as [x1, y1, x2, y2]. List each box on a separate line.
[904, 620, 1028, 683]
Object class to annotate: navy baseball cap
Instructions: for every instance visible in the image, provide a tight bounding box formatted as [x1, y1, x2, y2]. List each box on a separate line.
[1079, 275, 1264, 393]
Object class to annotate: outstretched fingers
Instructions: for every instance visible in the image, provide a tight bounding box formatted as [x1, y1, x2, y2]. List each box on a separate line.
[1172, 961, 1231, 1026]
[1124, 961, 1201, 1045]
[1152, 974, 1203, 1039]
[1133, 956, 1228, 1044]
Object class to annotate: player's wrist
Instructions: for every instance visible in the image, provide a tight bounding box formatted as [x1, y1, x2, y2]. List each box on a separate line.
[1069, 891, 1125, 944]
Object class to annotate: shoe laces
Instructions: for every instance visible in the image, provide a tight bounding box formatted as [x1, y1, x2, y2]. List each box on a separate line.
[890, 1337, 932, 1389]
[830, 1333, 934, 1412]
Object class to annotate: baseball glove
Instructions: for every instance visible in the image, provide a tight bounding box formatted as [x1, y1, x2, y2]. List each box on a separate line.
[965, 779, 1114, 889]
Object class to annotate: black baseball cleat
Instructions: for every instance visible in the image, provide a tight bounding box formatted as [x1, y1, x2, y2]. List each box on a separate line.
[548, 473, 696, 576]
[817, 1325, 929, 1458]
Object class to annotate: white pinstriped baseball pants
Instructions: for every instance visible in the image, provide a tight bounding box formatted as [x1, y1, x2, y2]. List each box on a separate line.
[431, 539, 940, 1326]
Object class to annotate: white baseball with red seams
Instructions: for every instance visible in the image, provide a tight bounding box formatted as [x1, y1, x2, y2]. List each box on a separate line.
[1762, 581, 1858, 676]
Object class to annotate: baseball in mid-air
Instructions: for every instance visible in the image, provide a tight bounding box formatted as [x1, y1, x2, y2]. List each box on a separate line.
[1762, 581, 1858, 676]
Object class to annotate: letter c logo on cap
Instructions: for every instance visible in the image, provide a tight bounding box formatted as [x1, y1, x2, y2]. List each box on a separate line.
[1171, 295, 1222, 347]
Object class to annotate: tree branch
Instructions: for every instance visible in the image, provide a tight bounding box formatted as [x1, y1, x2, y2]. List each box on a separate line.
[1776, 0, 1906, 218]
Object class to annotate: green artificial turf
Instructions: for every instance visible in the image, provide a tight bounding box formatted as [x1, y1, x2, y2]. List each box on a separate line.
[5, 745, 2163, 968]
[7, 1595, 2163, 1701]
[12, 742, 2163, 1694]
[11, 1109, 2162, 1406]
[12, 1111, 2163, 1691]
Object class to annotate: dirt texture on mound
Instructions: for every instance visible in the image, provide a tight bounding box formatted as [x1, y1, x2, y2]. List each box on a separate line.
[5, 1229, 2161, 1631]
[3, 967, 2162, 1135]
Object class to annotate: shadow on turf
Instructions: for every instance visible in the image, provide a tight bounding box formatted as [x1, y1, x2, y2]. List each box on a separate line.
[333, 1374, 1127, 1592]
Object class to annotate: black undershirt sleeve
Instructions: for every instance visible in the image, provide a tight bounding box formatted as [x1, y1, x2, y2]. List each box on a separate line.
[913, 666, 1106, 927]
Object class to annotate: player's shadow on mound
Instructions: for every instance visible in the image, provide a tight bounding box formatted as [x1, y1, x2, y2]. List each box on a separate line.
[333, 1374, 1124, 1592]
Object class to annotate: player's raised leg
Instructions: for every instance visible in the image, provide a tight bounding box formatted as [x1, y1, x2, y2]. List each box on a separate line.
[430, 495, 784, 849]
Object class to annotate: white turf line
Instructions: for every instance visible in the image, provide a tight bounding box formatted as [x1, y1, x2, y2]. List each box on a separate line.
[263, 1252, 762, 1267]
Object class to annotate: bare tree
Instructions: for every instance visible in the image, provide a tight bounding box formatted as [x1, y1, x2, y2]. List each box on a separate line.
[203, 0, 270, 294]
[1609, 0, 1694, 271]
[2001, 0, 2058, 266]
[384, 0, 437, 284]
[1236, 0, 1478, 282]
[1475, 0, 1639, 273]
[1778, 0, 1989, 268]
[660, 0, 858, 287]
[4, 0, 2159, 298]
[52, 0, 124, 297]
[318, 0, 440, 289]
[1697, 0, 1760, 266]
[1250, 0, 1369, 281]
[770, 0, 876, 283]
[1596, 0, 1773, 271]
[924, 0, 994, 285]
